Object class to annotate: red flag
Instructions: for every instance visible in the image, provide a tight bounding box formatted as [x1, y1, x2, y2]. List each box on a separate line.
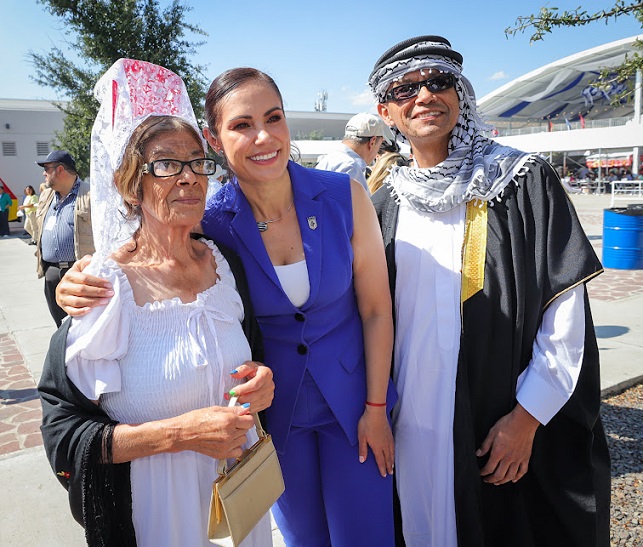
[548, 120, 553, 132]
[579, 114, 585, 129]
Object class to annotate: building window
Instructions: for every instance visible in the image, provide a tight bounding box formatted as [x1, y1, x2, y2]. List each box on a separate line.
[36, 142, 50, 156]
[2, 142, 17, 156]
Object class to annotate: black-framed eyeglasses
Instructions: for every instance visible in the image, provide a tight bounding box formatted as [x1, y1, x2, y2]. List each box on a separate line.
[142, 158, 217, 178]
[43, 163, 61, 173]
[383, 73, 457, 103]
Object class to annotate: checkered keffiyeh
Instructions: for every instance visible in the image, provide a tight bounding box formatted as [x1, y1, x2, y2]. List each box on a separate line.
[368, 36, 533, 213]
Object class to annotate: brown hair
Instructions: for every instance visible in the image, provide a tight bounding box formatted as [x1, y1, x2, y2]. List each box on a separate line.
[368, 152, 409, 194]
[25, 185, 36, 195]
[205, 67, 284, 136]
[114, 115, 203, 221]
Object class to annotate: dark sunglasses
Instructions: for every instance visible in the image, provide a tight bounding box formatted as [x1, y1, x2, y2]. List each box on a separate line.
[383, 73, 457, 102]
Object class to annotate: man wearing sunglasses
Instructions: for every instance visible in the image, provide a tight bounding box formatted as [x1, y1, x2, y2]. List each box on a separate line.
[34, 150, 95, 326]
[369, 36, 610, 546]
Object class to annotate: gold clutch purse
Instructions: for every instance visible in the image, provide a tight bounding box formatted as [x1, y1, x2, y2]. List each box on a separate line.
[208, 414, 285, 546]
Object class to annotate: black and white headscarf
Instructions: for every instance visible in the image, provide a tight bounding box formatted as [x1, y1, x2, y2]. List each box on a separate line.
[368, 37, 534, 213]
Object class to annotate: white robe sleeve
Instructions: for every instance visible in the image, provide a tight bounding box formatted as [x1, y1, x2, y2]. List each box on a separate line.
[516, 285, 586, 425]
[65, 259, 131, 401]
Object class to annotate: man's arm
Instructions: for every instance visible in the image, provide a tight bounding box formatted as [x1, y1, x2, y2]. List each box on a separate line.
[477, 286, 586, 485]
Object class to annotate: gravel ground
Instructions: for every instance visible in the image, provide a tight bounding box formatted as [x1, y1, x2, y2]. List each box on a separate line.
[602, 382, 643, 546]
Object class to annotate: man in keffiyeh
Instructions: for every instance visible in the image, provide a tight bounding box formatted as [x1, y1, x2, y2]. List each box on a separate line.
[370, 35, 610, 547]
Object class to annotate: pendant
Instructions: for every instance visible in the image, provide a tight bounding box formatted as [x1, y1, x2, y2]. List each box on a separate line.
[257, 221, 268, 232]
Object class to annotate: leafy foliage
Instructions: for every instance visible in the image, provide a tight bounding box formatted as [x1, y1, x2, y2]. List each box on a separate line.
[506, 2, 643, 44]
[29, 0, 208, 177]
[505, 2, 642, 106]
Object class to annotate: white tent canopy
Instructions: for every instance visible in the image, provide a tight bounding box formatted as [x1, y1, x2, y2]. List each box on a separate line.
[478, 35, 643, 124]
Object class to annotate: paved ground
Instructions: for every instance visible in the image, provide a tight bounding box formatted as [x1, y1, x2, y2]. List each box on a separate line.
[1, 193, 642, 545]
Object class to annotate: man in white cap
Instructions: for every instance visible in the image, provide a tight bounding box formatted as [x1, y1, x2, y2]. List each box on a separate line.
[369, 35, 610, 547]
[315, 112, 392, 193]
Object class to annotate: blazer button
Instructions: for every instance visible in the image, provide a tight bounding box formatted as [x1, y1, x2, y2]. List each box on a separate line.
[294, 312, 305, 322]
[297, 344, 308, 355]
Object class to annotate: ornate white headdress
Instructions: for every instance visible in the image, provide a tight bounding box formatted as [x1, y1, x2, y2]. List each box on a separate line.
[90, 58, 204, 257]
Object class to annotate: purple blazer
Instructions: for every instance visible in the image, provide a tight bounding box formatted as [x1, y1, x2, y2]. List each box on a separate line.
[202, 161, 397, 453]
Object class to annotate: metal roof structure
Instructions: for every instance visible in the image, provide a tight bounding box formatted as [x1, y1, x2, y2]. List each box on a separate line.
[478, 35, 642, 125]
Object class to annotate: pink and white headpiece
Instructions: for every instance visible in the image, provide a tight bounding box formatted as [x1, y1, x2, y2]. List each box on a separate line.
[90, 58, 204, 256]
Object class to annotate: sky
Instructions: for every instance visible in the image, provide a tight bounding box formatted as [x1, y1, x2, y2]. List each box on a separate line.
[1, 0, 642, 115]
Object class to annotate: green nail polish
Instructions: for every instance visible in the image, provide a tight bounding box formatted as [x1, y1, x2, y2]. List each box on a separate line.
[229, 390, 236, 397]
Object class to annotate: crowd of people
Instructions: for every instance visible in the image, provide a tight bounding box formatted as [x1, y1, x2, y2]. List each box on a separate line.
[30, 34, 611, 547]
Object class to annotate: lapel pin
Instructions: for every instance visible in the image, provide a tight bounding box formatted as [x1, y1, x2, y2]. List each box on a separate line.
[307, 216, 318, 230]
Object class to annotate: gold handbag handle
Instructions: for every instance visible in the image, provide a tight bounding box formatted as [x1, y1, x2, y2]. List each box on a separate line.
[252, 413, 267, 439]
[217, 413, 268, 476]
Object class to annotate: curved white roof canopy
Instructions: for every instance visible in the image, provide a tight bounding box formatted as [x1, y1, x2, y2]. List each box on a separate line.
[478, 35, 642, 124]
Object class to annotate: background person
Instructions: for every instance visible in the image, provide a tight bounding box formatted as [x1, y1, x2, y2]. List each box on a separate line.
[34, 150, 94, 326]
[0, 184, 11, 237]
[315, 112, 393, 193]
[39, 60, 274, 547]
[57, 67, 397, 547]
[18, 185, 39, 243]
[368, 152, 409, 194]
[369, 35, 610, 546]
[376, 137, 402, 159]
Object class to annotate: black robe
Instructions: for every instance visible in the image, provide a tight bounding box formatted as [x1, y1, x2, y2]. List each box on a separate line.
[372, 157, 611, 546]
[37, 238, 264, 547]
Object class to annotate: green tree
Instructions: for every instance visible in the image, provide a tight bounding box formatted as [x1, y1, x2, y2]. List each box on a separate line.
[30, 0, 208, 178]
[506, 1, 643, 103]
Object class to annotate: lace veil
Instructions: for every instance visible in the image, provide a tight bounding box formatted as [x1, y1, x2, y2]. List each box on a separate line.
[90, 58, 204, 257]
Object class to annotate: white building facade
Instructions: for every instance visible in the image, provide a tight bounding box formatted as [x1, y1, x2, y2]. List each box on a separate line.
[0, 99, 64, 198]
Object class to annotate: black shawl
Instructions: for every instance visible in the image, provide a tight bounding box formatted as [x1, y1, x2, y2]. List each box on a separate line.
[373, 157, 611, 546]
[37, 238, 264, 547]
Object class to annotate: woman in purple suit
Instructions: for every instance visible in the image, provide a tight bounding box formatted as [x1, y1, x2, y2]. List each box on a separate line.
[57, 67, 397, 546]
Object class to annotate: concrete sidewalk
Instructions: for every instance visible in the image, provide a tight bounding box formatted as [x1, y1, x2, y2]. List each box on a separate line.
[0, 224, 85, 546]
[1, 193, 643, 545]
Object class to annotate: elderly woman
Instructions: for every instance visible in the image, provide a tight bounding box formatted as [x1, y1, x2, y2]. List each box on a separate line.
[39, 62, 274, 547]
[58, 67, 397, 546]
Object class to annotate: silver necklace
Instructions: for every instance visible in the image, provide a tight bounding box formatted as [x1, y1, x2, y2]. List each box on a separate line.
[256, 200, 294, 232]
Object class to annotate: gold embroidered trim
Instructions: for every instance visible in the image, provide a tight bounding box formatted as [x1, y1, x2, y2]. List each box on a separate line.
[461, 201, 487, 303]
[543, 269, 603, 310]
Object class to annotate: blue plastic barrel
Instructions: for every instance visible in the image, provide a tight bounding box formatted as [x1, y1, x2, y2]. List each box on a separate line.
[603, 206, 643, 269]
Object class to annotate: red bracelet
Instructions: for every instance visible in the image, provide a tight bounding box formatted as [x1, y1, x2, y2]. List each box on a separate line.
[365, 401, 387, 407]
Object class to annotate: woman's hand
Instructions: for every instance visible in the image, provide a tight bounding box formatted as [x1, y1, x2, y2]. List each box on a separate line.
[169, 405, 256, 460]
[357, 406, 395, 477]
[112, 405, 256, 463]
[226, 361, 274, 413]
[55, 255, 114, 316]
